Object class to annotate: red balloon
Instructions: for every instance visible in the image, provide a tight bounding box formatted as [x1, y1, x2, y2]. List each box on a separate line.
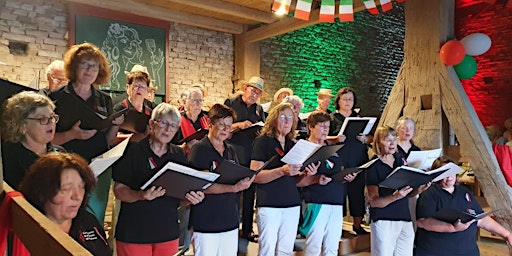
[440, 40, 466, 66]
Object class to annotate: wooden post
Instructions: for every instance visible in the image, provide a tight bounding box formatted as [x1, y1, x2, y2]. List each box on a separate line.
[380, 0, 512, 230]
[234, 32, 260, 86]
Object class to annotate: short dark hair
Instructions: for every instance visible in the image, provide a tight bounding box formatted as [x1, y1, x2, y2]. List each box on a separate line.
[306, 111, 332, 135]
[431, 155, 455, 170]
[334, 87, 357, 111]
[208, 103, 236, 124]
[19, 152, 96, 214]
[126, 71, 150, 87]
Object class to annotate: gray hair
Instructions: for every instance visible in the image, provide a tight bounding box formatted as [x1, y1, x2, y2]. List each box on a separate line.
[180, 88, 191, 100]
[187, 87, 203, 99]
[151, 103, 181, 125]
[45, 60, 65, 75]
[282, 95, 304, 110]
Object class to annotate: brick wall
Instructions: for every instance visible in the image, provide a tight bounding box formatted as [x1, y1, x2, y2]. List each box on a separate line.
[0, 0, 234, 108]
[260, 3, 406, 116]
[455, 1, 512, 127]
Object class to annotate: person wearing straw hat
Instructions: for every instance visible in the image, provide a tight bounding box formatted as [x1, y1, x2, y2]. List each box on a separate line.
[262, 87, 294, 113]
[316, 88, 333, 114]
[224, 76, 267, 243]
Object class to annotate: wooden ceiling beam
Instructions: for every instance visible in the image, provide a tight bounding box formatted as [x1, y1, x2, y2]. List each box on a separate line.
[166, 0, 278, 24]
[64, 0, 244, 34]
[244, 0, 369, 42]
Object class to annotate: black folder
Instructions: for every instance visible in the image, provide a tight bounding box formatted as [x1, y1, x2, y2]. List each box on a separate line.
[179, 128, 209, 144]
[140, 162, 219, 200]
[431, 208, 500, 224]
[0, 78, 38, 114]
[378, 165, 450, 190]
[330, 158, 379, 182]
[55, 94, 127, 131]
[233, 123, 263, 140]
[215, 155, 278, 185]
[120, 109, 150, 133]
[300, 144, 344, 171]
[338, 117, 376, 138]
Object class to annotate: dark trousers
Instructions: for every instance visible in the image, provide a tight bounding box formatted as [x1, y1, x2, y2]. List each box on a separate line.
[241, 183, 256, 237]
[347, 172, 366, 217]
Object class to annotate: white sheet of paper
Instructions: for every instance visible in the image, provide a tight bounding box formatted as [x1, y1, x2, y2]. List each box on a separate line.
[251, 121, 265, 127]
[280, 139, 321, 165]
[431, 162, 465, 182]
[406, 148, 442, 170]
[337, 117, 377, 136]
[261, 102, 271, 112]
[90, 136, 131, 177]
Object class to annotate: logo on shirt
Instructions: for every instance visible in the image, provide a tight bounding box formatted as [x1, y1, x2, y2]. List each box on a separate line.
[275, 147, 284, 156]
[148, 157, 157, 170]
[210, 161, 218, 171]
[325, 159, 334, 169]
[465, 193, 471, 202]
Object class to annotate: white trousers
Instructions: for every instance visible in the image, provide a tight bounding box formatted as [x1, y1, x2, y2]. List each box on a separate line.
[192, 228, 238, 256]
[370, 220, 414, 256]
[257, 206, 300, 256]
[303, 204, 343, 256]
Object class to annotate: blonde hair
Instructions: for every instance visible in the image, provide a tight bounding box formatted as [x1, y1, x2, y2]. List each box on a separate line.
[372, 126, 397, 156]
[260, 102, 297, 141]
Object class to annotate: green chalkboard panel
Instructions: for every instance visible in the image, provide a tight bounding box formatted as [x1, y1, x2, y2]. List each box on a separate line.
[75, 15, 166, 96]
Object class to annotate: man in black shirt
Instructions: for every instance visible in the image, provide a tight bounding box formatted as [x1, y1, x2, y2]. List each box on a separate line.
[224, 76, 266, 242]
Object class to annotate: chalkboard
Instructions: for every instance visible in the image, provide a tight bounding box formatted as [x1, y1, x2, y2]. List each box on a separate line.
[69, 4, 169, 104]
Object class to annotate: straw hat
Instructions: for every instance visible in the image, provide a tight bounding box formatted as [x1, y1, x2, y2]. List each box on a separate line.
[241, 76, 268, 96]
[273, 87, 293, 103]
[124, 64, 149, 75]
[316, 88, 333, 97]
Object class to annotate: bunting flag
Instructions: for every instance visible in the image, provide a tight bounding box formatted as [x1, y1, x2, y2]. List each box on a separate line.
[295, 0, 313, 20]
[148, 157, 157, 170]
[395, 0, 406, 3]
[339, 0, 354, 22]
[272, 0, 292, 15]
[362, 0, 379, 15]
[380, 0, 393, 12]
[319, 0, 335, 22]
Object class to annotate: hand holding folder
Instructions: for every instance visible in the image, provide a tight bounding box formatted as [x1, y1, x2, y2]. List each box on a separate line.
[281, 139, 343, 171]
[330, 158, 379, 182]
[215, 155, 279, 185]
[140, 162, 220, 200]
[431, 208, 500, 224]
[119, 109, 150, 133]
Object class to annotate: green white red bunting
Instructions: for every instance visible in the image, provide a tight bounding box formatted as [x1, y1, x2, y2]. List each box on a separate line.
[339, 0, 354, 22]
[362, 0, 379, 15]
[295, 0, 313, 20]
[319, 0, 335, 22]
[272, 0, 292, 15]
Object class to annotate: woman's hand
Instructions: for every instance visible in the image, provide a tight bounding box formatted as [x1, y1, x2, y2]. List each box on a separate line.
[318, 174, 332, 185]
[185, 191, 205, 205]
[70, 121, 97, 140]
[234, 120, 252, 130]
[112, 114, 124, 126]
[139, 186, 166, 201]
[356, 133, 366, 143]
[337, 134, 346, 143]
[453, 219, 475, 232]
[417, 182, 432, 194]
[234, 176, 255, 192]
[344, 173, 357, 182]
[393, 186, 413, 200]
[304, 161, 320, 176]
[282, 164, 302, 176]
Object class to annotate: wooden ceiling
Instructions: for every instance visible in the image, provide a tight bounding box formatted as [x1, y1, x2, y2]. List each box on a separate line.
[65, 0, 373, 40]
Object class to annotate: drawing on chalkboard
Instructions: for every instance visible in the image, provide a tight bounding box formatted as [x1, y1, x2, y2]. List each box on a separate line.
[99, 23, 164, 91]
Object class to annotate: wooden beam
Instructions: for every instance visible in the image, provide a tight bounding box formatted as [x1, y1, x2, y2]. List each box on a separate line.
[234, 33, 261, 84]
[2, 183, 92, 255]
[64, 0, 244, 34]
[166, 0, 277, 24]
[244, 0, 368, 43]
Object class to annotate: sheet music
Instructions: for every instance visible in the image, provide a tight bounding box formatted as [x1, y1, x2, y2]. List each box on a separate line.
[90, 135, 131, 177]
[407, 148, 442, 170]
[431, 162, 464, 182]
[251, 121, 264, 127]
[281, 139, 321, 165]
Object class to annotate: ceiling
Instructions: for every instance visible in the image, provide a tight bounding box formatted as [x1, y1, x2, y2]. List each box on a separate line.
[66, 0, 375, 40]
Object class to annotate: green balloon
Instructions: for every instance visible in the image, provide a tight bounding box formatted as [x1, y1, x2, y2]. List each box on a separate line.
[454, 55, 477, 80]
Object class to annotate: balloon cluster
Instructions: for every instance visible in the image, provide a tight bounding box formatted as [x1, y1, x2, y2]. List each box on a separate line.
[439, 33, 492, 80]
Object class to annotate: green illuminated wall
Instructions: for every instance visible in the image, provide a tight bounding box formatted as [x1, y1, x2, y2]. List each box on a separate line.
[261, 3, 405, 116]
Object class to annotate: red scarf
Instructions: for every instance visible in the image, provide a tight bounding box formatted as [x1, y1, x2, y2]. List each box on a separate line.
[180, 112, 210, 138]
[0, 191, 30, 256]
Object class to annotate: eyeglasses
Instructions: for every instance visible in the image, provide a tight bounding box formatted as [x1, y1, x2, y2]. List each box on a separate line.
[340, 97, 354, 102]
[316, 124, 330, 130]
[131, 83, 147, 91]
[26, 114, 60, 125]
[247, 87, 262, 96]
[189, 98, 203, 104]
[155, 119, 179, 131]
[49, 74, 69, 85]
[78, 62, 99, 71]
[215, 122, 232, 131]
[278, 115, 294, 122]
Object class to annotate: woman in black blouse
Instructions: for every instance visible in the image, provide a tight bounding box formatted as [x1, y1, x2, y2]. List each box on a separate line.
[395, 116, 421, 162]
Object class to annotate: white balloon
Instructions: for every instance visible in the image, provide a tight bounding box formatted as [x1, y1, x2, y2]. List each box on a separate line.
[460, 33, 492, 56]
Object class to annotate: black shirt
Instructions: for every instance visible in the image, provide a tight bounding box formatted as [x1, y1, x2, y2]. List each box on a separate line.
[252, 135, 301, 208]
[366, 156, 411, 222]
[302, 142, 348, 205]
[2, 142, 64, 189]
[187, 137, 240, 233]
[224, 95, 265, 166]
[415, 184, 482, 256]
[171, 110, 209, 145]
[70, 210, 112, 256]
[329, 111, 369, 168]
[49, 83, 113, 162]
[112, 137, 184, 243]
[395, 143, 421, 163]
